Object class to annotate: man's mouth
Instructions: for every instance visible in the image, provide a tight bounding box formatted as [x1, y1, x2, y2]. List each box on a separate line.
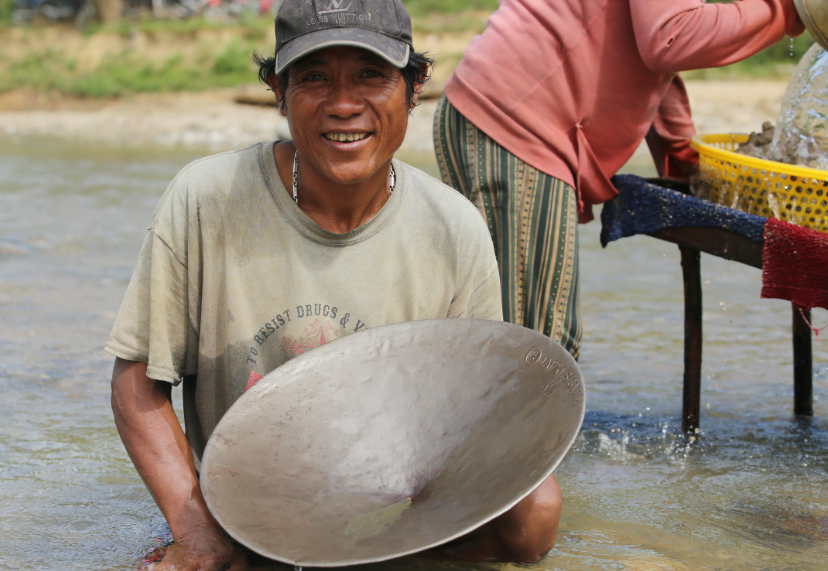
[323, 132, 369, 143]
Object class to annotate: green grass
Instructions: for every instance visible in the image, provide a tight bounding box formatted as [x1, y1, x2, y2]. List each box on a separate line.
[403, 0, 498, 17]
[0, 39, 259, 97]
[85, 12, 272, 38]
[0, 0, 12, 22]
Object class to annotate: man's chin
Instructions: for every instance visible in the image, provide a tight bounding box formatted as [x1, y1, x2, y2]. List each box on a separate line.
[315, 159, 394, 188]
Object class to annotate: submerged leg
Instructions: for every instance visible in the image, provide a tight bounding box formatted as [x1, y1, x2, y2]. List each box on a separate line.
[424, 473, 562, 564]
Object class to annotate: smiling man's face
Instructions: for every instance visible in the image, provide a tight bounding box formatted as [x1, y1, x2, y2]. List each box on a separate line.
[278, 46, 411, 189]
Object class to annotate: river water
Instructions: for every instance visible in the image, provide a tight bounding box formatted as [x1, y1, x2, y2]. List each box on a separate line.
[1, 134, 827, 571]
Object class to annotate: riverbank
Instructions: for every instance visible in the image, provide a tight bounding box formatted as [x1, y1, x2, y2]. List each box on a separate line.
[0, 10, 804, 157]
[0, 12, 487, 97]
[0, 79, 791, 157]
[0, 4, 814, 98]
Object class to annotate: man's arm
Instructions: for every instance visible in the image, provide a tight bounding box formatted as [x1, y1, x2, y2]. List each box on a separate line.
[111, 357, 239, 571]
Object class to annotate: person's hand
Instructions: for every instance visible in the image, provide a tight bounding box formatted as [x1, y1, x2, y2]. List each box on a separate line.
[667, 156, 699, 183]
[144, 527, 248, 571]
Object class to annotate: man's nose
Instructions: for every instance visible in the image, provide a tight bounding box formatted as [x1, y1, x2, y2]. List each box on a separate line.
[323, 82, 367, 118]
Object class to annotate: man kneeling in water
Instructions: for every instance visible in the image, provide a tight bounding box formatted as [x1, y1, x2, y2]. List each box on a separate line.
[107, 1, 561, 568]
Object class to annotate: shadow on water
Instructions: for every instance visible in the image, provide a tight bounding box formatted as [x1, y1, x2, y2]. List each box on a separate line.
[0, 135, 827, 570]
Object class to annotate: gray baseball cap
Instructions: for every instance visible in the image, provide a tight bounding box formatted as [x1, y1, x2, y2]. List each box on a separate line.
[274, 0, 413, 74]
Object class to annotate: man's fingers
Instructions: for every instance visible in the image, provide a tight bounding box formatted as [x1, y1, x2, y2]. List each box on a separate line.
[141, 536, 242, 571]
[144, 559, 176, 571]
[142, 543, 195, 571]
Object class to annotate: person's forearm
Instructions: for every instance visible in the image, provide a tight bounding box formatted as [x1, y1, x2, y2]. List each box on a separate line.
[631, 0, 804, 74]
[646, 74, 698, 180]
[111, 358, 217, 539]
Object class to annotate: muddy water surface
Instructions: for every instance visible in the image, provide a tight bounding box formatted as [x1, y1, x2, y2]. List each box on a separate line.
[1, 135, 827, 570]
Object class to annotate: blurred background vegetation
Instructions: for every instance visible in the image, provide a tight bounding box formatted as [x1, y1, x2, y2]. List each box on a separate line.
[0, 0, 817, 98]
[1, 0, 13, 22]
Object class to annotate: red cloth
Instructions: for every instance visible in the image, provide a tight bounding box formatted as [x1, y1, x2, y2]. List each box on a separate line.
[761, 218, 828, 311]
[444, 0, 804, 222]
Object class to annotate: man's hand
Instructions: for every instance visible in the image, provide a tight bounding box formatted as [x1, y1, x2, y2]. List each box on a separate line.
[144, 531, 245, 571]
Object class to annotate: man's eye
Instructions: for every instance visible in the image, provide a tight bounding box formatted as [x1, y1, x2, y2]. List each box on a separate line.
[302, 73, 325, 82]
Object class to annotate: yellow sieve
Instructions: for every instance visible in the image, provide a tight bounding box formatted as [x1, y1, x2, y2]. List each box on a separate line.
[690, 133, 828, 233]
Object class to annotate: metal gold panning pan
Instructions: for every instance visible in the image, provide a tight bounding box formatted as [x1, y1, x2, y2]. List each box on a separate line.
[795, 0, 828, 51]
[200, 318, 586, 567]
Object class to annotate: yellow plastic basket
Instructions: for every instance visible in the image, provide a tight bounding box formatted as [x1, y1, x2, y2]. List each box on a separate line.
[690, 133, 828, 233]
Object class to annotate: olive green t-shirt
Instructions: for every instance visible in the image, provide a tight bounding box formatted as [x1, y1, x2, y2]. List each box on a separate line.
[106, 142, 502, 461]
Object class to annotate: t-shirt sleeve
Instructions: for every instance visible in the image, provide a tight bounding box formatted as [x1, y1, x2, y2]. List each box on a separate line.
[448, 205, 503, 322]
[105, 179, 193, 385]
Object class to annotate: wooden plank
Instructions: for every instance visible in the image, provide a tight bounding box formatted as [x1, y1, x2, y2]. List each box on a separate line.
[793, 307, 814, 416]
[680, 245, 703, 433]
[651, 227, 763, 269]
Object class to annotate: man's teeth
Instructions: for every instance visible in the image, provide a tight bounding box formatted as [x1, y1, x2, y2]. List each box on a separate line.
[325, 133, 367, 142]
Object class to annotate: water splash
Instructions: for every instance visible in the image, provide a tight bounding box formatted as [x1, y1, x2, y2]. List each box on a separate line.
[767, 43, 828, 169]
[789, 37, 796, 75]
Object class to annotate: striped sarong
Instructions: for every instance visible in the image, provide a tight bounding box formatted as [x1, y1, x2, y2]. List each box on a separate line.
[433, 94, 582, 358]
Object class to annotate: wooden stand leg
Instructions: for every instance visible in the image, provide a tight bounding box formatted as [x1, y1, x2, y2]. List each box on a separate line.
[680, 246, 703, 433]
[792, 306, 813, 417]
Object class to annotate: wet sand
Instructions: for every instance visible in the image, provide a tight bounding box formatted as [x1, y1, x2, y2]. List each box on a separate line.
[0, 79, 789, 156]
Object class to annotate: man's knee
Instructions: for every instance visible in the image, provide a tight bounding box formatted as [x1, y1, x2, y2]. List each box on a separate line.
[495, 474, 562, 564]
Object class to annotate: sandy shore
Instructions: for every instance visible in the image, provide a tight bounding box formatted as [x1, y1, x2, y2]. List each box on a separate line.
[0, 79, 789, 156]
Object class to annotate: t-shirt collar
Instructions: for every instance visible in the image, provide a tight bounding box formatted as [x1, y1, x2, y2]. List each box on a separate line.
[258, 141, 405, 247]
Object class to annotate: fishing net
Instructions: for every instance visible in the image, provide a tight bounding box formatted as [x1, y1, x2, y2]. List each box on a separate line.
[761, 217, 828, 312]
[602, 175, 828, 314]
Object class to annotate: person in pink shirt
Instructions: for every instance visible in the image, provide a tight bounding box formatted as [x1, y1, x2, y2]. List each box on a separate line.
[434, 0, 805, 363]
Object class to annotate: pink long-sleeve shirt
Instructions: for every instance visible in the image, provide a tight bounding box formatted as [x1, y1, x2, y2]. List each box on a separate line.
[444, 0, 805, 222]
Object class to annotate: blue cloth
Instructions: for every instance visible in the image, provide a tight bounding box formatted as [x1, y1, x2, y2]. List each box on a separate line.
[601, 175, 767, 247]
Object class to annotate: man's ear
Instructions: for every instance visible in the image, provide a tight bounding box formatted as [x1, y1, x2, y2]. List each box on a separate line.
[410, 62, 429, 109]
[411, 80, 423, 108]
[267, 72, 287, 116]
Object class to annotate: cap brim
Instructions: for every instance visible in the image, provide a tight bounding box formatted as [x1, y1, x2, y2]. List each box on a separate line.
[275, 28, 410, 74]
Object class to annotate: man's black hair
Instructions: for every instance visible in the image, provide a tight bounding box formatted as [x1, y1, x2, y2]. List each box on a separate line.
[252, 50, 435, 112]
